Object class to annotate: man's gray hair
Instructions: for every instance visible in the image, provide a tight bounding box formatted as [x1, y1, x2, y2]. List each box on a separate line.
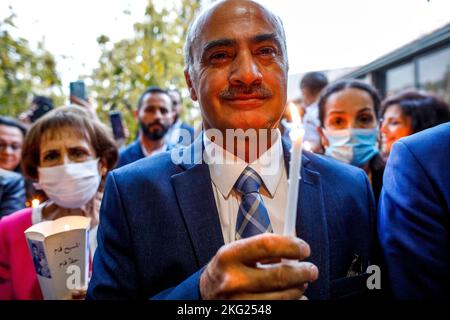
[183, 0, 289, 77]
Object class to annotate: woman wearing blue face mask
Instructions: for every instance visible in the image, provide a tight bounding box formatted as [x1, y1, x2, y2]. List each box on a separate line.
[0, 106, 118, 299]
[317, 79, 385, 203]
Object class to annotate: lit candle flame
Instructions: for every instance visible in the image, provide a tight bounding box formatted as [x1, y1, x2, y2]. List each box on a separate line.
[31, 199, 40, 208]
[288, 103, 304, 141]
[284, 102, 304, 237]
[289, 102, 301, 127]
[303, 141, 312, 151]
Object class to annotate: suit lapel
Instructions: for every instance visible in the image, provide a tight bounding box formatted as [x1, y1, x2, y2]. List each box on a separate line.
[282, 139, 330, 299]
[128, 140, 145, 162]
[172, 137, 330, 297]
[171, 137, 225, 268]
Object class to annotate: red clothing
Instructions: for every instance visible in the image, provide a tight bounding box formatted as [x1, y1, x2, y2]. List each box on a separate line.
[0, 208, 43, 299]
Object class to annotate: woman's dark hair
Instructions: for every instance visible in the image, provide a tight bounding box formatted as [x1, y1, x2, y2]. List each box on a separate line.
[21, 106, 118, 180]
[380, 89, 450, 134]
[0, 116, 27, 137]
[318, 79, 381, 126]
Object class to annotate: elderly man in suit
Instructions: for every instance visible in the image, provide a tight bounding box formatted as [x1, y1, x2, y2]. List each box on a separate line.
[88, 0, 377, 300]
[378, 122, 450, 299]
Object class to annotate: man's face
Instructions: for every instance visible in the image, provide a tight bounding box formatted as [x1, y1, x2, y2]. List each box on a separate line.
[0, 124, 24, 171]
[168, 91, 182, 117]
[185, 1, 288, 133]
[301, 87, 316, 107]
[138, 92, 174, 141]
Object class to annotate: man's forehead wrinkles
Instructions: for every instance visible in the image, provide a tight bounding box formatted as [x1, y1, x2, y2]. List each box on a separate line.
[251, 33, 281, 46]
[201, 32, 280, 50]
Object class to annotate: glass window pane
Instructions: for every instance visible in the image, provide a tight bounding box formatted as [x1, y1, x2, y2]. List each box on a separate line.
[386, 62, 415, 96]
[418, 46, 450, 105]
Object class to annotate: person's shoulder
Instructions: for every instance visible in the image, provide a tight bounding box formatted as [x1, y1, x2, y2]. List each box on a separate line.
[399, 122, 450, 152]
[305, 151, 366, 181]
[180, 122, 194, 132]
[0, 207, 33, 232]
[117, 140, 144, 167]
[392, 122, 450, 167]
[112, 149, 180, 181]
[0, 169, 23, 184]
[119, 139, 141, 156]
[304, 152, 373, 203]
[304, 153, 374, 225]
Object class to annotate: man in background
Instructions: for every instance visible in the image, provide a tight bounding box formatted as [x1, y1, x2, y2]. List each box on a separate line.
[300, 72, 328, 153]
[0, 117, 28, 212]
[166, 88, 195, 146]
[18, 95, 54, 126]
[116, 86, 174, 168]
[0, 116, 26, 172]
[0, 168, 25, 217]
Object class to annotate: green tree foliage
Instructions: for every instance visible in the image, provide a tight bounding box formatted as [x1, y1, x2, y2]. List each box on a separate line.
[89, 0, 201, 140]
[0, 12, 62, 117]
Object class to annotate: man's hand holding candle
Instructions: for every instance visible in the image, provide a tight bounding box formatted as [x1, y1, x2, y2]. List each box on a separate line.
[199, 233, 318, 300]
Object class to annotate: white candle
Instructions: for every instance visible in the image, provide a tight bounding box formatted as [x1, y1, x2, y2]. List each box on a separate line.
[283, 103, 304, 236]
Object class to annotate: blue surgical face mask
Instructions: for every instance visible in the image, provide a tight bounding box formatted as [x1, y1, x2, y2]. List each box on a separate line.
[323, 128, 379, 167]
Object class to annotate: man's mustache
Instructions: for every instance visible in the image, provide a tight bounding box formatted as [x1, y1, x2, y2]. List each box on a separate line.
[147, 121, 163, 128]
[142, 120, 166, 131]
[219, 85, 273, 100]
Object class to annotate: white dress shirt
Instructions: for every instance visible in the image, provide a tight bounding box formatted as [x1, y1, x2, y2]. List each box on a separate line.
[140, 142, 167, 157]
[302, 101, 321, 148]
[203, 130, 288, 244]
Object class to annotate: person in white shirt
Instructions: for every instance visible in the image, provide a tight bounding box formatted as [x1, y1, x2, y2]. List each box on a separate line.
[300, 72, 328, 153]
[166, 88, 195, 146]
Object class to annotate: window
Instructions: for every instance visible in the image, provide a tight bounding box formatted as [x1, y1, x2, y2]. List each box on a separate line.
[418, 46, 450, 105]
[385, 62, 415, 96]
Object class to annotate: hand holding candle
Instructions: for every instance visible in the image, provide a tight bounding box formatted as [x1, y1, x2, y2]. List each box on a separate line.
[283, 103, 304, 237]
[254, 104, 317, 298]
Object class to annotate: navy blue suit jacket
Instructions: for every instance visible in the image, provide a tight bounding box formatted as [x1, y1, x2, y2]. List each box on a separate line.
[0, 169, 25, 217]
[378, 122, 450, 299]
[116, 140, 174, 169]
[116, 140, 145, 169]
[87, 137, 377, 300]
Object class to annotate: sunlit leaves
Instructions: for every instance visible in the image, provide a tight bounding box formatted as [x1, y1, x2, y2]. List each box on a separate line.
[89, 0, 201, 141]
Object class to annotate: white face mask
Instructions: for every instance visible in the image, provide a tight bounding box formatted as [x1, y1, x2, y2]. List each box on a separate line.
[36, 159, 102, 209]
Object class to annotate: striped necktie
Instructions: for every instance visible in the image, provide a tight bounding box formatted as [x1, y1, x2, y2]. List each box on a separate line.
[235, 166, 273, 240]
